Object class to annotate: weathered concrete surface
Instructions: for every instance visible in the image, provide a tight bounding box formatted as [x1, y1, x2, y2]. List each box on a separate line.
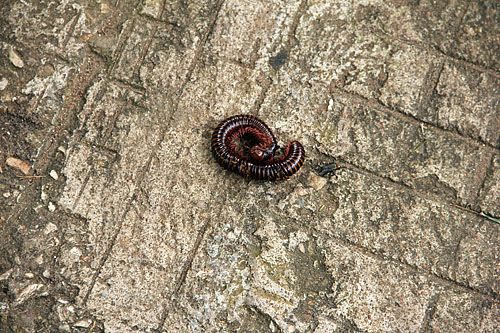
[1, 0, 499, 332]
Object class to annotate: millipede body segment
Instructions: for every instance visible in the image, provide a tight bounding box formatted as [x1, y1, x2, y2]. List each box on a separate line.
[211, 115, 305, 180]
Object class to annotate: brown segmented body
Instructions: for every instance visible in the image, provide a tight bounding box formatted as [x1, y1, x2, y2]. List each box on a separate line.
[211, 115, 305, 180]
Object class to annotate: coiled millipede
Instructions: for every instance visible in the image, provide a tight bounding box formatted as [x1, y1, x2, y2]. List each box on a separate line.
[211, 115, 305, 180]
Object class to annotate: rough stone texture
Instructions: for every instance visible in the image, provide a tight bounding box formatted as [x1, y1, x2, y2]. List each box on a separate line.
[1, 0, 499, 332]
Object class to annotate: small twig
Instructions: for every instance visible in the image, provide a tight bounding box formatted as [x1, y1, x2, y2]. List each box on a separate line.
[480, 212, 500, 224]
[414, 139, 426, 152]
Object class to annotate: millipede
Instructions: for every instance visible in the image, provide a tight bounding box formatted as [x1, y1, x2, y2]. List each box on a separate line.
[211, 114, 305, 180]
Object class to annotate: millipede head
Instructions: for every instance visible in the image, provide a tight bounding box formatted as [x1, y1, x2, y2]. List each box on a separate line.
[249, 146, 274, 161]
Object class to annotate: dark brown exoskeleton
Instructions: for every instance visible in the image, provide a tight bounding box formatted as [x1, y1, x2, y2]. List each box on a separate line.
[211, 115, 305, 180]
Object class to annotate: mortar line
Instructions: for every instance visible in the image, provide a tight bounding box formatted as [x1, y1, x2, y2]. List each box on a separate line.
[444, 50, 500, 80]
[69, 9, 168, 304]
[99, 100, 126, 145]
[252, 0, 308, 117]
[286, 0, 308, 49]
[61, 10, 81, 49]
[395, 37, 500, 80]
[109, 77, 147, 95]
[329, 85, 500, 154]
[339, 160, 500, 222]
[158, 0, 167, 20]
[252, 76, 273, 116]
[173, 217, 211, 295]
[155, 217, 212, 331]
[34, 53, 105, 174]
[71, 171, 91, 211]
[327, 234, 500, 304]
[71, 97, 124, 211]
[177, 0, 225, 98]
[152, 1, 226, 331]
[107, 17, 136, 77]
[416, 58, 444, 120]
[138, 12, 179, 29]
[82, 193, 137, 305]
[155, 2, 309, 329]
[6, 51, 104, 225]
[451, 0, 470, 41]
[24, 85, 48, 128]
[248, 37, 261, 69]
[352, 6, 500, 79]
[419, 291, 442, 333]
[219, 55, 256, 69]
[132, 25, 158, 80]
[82, 140, 120, 158]
[359, 19, 500, 80]
[51, 0, 225, 324]
[474, 153, 496, 208]
[330, 162, 500, 297]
